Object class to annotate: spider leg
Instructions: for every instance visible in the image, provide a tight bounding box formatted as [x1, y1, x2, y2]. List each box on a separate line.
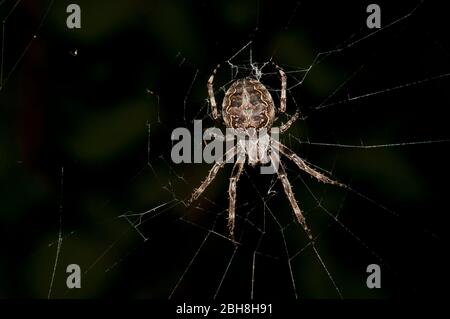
[208, 64, 221, 120]
[269, 151, 313, 240]
[186, 146, 237, 206]
[280, 109, 301, 133]
[271, 144, 344, 297]
[273, 140, 346, 188]
[228, 159, 244, 239]
[274, 64, 287, 113]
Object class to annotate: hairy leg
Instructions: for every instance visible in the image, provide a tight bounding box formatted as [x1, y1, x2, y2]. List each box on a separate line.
[273, 140, 346, 188]
[186, 146, 236, 205]
[208, 64, 221, 120]
[270, 152, 313, 240]
[279, 110, 301, 133]
[274, 64, 287, 113]
[228, 160, 244, 239]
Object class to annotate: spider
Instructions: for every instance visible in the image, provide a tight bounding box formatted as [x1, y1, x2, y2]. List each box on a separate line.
[187, 63, 345, 240]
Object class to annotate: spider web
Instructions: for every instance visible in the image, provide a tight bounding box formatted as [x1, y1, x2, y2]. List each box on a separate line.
[1, 0, 449, 301]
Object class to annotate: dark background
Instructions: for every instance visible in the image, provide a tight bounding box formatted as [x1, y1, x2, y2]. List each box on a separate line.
[0, 0, 449, 299]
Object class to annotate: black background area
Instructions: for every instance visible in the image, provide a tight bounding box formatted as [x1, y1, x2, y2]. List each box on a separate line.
[0, 0, 449, 300]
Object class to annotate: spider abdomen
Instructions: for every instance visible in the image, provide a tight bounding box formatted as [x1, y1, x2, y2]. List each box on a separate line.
[222, 78, 275, 130]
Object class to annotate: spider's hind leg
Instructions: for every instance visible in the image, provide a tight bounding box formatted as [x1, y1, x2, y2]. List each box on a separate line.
[269, 152, 313, 240]
[228, 160, 244, 240]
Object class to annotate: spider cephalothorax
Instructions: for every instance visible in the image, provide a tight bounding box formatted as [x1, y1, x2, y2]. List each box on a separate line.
[187, 63, 345, 240]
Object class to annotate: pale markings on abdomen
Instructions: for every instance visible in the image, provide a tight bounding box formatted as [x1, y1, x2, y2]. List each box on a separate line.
[252, 84, 270, 128]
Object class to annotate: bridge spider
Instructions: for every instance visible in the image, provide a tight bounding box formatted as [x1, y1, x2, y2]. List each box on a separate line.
[187, 64, 345, 240]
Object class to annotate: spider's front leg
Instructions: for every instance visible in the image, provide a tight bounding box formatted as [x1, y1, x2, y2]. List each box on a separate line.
[274, 64, 287, 113]
[273, 64, 301, 133]
[208, 64, 221, 120]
